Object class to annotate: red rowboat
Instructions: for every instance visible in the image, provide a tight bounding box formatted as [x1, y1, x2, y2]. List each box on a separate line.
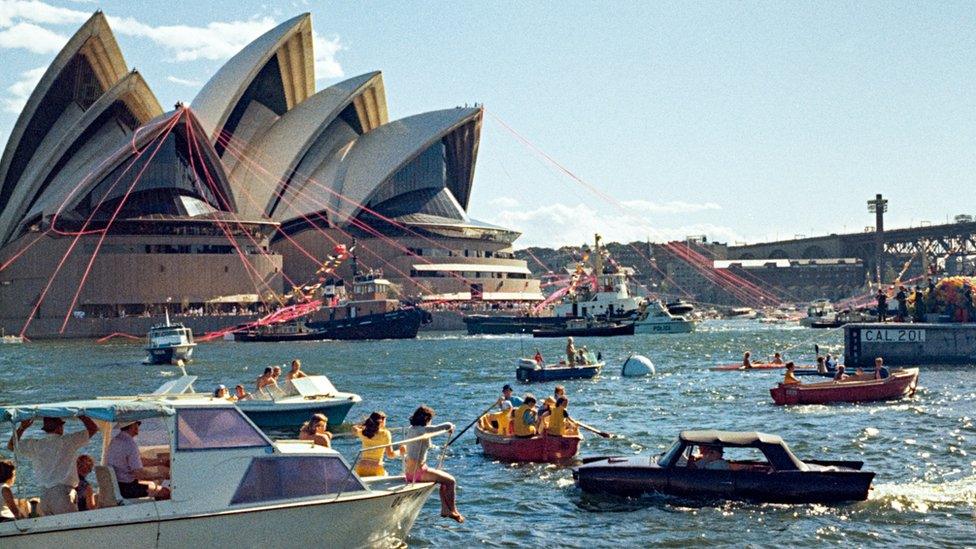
[712, 362, 792, 371]
[770, 368, 919, 405]
[474, 425, 582, 463]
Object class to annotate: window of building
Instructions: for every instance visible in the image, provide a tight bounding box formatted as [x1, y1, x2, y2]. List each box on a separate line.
[230, 456, 364, 505]
[176, 408, 270, 451]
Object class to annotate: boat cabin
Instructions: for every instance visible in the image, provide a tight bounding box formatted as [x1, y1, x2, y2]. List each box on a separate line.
[146, 323, 194, 349]
[657, 430, 806, 472]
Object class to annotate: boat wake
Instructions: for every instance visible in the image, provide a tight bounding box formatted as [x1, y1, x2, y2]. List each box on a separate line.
[867, 476, 976, 513]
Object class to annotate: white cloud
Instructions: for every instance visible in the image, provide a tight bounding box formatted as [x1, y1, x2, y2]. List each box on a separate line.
[312, 30, 343, 80]
[621, 199, 721, 215]
[489, 196, 520, 208]
[0, 22, 67, 53]
[166, 75, 202, 87]
[487, 202, 742, 248]
[107, 15, 279, 62]
[2, 65, 45, 113]
[0, 1, 88, 28]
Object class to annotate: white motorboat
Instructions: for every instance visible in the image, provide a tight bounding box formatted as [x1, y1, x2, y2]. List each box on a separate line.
[151, 374, 362, 430]
[633, 301, 695, 334]
[0, 398, 435, 548]
[727, 307, 758, 319]
[553, 235, 646, 320]
[144, 311, 195, 365]
[800, 299, 836, 327]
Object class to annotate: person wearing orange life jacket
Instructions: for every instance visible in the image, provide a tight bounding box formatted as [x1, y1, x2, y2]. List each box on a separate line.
[512, 395, 538, 437]
[538, 397, 577, 436]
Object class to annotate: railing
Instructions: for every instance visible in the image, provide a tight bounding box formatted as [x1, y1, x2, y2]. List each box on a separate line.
[333, 428, 451, 500]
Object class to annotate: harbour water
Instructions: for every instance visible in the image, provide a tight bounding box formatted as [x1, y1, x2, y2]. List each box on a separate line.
[1, 320, 973, 547]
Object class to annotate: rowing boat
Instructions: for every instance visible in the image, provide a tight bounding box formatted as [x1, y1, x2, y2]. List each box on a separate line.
[770, 368, 919, 405]
[474, 425, 582, 463]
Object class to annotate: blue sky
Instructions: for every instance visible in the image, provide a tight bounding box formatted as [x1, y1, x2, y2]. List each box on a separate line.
[1, 1, 975, 248]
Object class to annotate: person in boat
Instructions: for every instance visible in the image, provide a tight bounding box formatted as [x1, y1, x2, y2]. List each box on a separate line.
[566, 337, 577, 366]
[782, 362, 801, 385]
[697, 445, 730, 470]
[513, 395, 539, 438]
[256, 367, 277, 393]
[771, 352, 784, 365]
[287, 359, 309, 381]
[298, 414, 332, 448]
[825, 354, 837, 370]
[233, 384, 252, 401]
[742, 351, 754, 369]
[107, 421, 171, 500]
[272, 366, 283, 383]
[874, 357, 890, 380]
[533, 350, 544, 366]
[494, 384, 523, 409]
[833, 365, 848, 381]
[0, 460, 33, 520]
[876, 289, 888, 322]
[75, 454, 96, 512]
[538, 397, 557, 432]
[7, 415, 98, 515]
[213, 385, 230, 399]
[353, 412, 402, 478]
[855, 367, 865, 376]
[554, 385, 566, 401]
[816, 356, 828, 374]
[538, 397, 578, 436]
[403, 405, 462, 523]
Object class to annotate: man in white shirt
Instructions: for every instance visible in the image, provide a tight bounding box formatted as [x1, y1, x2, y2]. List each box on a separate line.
[7, 415, 98, 515]
[106, 421, 170, 499]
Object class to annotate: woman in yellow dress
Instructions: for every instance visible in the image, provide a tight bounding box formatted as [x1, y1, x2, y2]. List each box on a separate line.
[353, 412, 402, 477]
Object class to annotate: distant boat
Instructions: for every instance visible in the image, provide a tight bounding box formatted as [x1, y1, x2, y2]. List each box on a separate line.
[800, 299, 835, 327]
[633, 301, 695, 334]
[515, 357, 603, 382]
[727, 307, 758, 319]
[770, 368, 919, 405]
[532, 319, 634, 338]
[144, 311, 195, 365]
[0, 329, 23, 344]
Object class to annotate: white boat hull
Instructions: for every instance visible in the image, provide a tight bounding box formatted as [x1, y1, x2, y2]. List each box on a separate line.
[633, 319, 695, 334]
[0, 482, 435, 549]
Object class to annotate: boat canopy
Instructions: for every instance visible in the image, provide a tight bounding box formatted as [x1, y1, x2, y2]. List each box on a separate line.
[679, 430, 784, 446]
[0, 399, 175, 424]
[290, 376, 338, 397]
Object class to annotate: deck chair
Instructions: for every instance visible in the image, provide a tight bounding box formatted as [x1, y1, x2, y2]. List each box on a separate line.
[94, 466, 123, 508]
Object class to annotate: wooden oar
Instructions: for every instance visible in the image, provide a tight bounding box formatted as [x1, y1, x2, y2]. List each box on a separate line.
[446, 402, 498, 447]
[576, 420, 613, 439]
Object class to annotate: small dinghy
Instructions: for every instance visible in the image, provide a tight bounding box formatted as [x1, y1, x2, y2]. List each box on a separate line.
[516, 358, 603, 382]
[475, 425, 582, 463]
[770, 368, 919, 405]
[710, 362, 788, 371]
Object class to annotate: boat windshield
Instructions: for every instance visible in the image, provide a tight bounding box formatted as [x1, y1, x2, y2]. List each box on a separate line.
[230, 456, 364, 505]
[658, 440, 686, 466]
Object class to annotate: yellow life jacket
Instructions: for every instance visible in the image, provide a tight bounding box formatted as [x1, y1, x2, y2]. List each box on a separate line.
[513, 404, 537, 436]
[547, 407, 567, 436]
[494, 410, 511, 435]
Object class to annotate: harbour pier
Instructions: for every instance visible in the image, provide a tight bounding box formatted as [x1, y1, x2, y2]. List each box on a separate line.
[844, 322, 976, 367]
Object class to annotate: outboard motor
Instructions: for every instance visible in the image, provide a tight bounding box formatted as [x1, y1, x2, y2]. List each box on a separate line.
[621, 354, 655, 377]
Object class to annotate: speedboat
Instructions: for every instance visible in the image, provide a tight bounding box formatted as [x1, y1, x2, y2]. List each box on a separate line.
[633, 301, 695, 334]
[574, 430, 874, 503]
[150, 374, 362, 430]
[474, 424, 582, 463]
[770, 368, 919, 405]
[144, 312, 195, 365]
[515, 357, 603, 382]
[0, 399, 435, 547]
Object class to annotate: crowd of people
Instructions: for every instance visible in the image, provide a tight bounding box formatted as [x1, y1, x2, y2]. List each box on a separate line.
[478, 384, 579, 438]
[875, 277, 976, 323]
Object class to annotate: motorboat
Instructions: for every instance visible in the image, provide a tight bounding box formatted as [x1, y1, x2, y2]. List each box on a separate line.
[665, 299, 695, 316]
[800, 299, 836, 327]
[532, 319, 634, 338]
[516, 358, 603, 382]
[474, 424, 582, 463]
[0, 398, 436, 547]
[726, 307, 758, 319]
[770, 368, 919, 405]
[144, 311, 195, 365]
[149, 374, 361, 430]
[574, 430, 874, 503]
[633, 301, 695, 334]
[0, 328, 23, 344]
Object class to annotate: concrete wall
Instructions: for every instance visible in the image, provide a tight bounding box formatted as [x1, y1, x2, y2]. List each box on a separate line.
[844, 322, 976, 367]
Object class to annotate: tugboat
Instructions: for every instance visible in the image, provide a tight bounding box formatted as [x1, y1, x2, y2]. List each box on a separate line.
[144, 310, 195, 365]
[234, 270, 431, 342]
[464, 234, 645, 334]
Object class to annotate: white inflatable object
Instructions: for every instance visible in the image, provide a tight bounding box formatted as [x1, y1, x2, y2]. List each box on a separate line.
[621, 354, 655, 377]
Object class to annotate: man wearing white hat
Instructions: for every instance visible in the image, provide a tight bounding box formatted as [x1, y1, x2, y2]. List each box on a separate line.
[106, 421, 170, 499]
[7, 415, 98, 515]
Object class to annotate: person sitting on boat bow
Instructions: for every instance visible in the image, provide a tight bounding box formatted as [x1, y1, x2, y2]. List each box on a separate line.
[513, 395, 538, 437]
[782, 362, 801, 385]
[742, 351, 754, 369]
[107, 421, 170, 500]
[403, 406, 463, 523]
[874, 357, 890, 380]
[287, 359, 309, 381]
[298, 414, 332, 448]
[833, 365, 848, 381]
[353, 412, 402, 477]
[533, 350, 544, 366]
[7, 415, 99, 515]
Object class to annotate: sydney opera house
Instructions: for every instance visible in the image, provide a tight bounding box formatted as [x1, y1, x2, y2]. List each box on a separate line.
[0, 12, 541, 337]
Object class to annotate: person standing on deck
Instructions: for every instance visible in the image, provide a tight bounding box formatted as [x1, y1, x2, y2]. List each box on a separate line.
[876, 289, 888, 322]
[7, 416, 98, 515]
[895, 286, 909, 322]
[912, 285, 926, 323]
